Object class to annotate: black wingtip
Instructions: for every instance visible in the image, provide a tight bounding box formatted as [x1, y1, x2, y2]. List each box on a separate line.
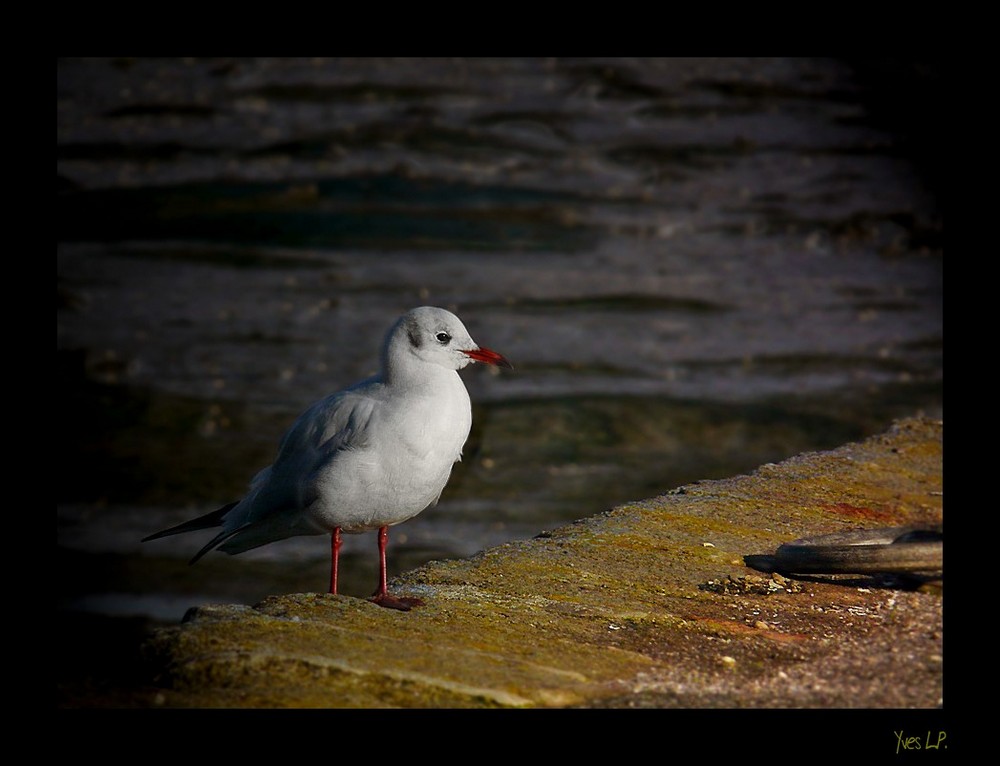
[188, 523, 255, 565]
[188, 531, 226, 565]
[141, 501, 239, 543]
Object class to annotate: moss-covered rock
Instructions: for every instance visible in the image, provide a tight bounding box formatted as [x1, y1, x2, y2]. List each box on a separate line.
[140, 417, 943, 708]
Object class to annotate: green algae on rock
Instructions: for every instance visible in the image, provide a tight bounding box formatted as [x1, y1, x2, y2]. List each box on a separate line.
[140, 417, 942, 708]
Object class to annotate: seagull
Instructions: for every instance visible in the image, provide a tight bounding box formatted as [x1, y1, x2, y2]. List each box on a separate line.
[143, 306, 512, 610]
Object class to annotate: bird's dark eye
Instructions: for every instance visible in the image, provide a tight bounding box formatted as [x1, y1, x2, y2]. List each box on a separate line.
[435, 331, 451, 345]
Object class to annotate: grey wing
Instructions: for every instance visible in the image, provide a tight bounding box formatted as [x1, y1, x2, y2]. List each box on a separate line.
[236, 386, 380, 527]
[286, 386, 378, 457]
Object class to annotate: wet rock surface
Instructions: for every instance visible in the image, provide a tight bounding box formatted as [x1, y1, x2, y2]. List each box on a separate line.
[134, 418, 942, 708]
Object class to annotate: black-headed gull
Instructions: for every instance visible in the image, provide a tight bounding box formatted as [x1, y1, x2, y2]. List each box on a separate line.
[144, 306, 512, 610]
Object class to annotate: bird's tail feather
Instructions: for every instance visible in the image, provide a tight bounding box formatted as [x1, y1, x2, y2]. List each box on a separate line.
[141, 501, 239, 543]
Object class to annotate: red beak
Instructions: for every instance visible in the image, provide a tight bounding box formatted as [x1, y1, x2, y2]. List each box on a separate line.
[463, 346, 513, 370]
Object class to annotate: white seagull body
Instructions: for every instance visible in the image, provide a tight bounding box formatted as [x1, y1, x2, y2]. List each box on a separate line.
[144, 306, 512, 610]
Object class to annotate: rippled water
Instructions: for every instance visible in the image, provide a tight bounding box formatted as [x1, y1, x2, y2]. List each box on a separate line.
[57, 58, 941, 661]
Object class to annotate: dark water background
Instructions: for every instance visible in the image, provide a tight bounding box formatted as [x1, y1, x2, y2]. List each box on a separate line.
[56, 57, 941, 705]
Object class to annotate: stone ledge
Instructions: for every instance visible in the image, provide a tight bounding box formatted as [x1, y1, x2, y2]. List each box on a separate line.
[142, 417, 943, 708]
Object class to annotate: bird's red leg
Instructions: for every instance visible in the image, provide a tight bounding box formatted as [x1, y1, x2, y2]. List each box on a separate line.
[330, 527, 342, 594]
[369, 525, 424, 611]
